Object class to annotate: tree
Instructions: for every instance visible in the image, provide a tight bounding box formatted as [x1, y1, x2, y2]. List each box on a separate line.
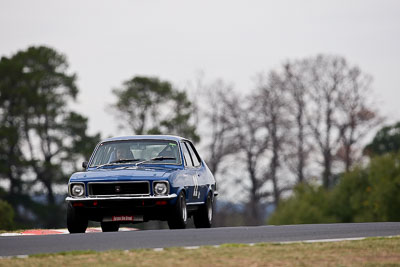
[240, 55, 381, 225]
[63, 112, 101, 167]
[305, 55, 346, 188]
[0, 200, 15, 230]
[268, 184, 335, 225]
[268, 153, 400, 225]
[280, 62, 312, 184]
[283, 55, 381, 188]
[218, 79, 291, 224]
[364, 122, 400, 156]
[193, 55, 380, 226]
[255, 72, 292, 206]
[112, 76, 199, 142]
[329, 154, 400, 222]
[335, 66, 382, 171]
[0, 46, 100, 228]
[13, 46, 89, 205]
[157, 91, 200, 142]
[231, 95, 269, 225]
[199, 79, 239, 175]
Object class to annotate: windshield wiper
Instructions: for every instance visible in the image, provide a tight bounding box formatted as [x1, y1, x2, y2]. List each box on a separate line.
[95, 159, 140, 169]
[110, 159, 140, 164]
[135, 156, 176, 166]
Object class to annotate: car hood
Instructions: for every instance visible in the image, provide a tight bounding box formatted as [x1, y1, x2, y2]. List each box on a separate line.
[69, 167, 177, 182]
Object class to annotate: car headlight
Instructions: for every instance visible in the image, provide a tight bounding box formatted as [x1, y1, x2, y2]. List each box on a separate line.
[154, 182, 168, 196]
[71, 184, 85, 197]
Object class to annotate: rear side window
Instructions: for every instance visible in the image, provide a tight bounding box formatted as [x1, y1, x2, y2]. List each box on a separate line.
[181, 142, 194, 167]
[186, 142, 201, 167]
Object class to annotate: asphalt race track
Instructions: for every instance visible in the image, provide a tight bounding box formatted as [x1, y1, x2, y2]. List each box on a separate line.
[1, 222, 400, 256]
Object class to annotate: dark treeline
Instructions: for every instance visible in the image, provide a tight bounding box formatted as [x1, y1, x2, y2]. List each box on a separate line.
[0, 46, 100, 229]
[269, 121, 400, 224]
[0, 45, 397, 230]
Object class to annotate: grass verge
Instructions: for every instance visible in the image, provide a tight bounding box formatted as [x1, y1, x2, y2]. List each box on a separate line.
[1, 236, 399, 266]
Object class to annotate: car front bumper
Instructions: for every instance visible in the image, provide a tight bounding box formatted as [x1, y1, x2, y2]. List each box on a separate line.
[66, 194, 178, 222]
[65, 193, 177, 201]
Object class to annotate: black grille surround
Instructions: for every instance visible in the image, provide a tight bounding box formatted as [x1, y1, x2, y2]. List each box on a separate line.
[88, 182, 150, 196]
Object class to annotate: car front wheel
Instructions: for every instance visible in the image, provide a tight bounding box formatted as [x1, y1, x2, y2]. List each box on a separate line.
[193, 192, 213, 228]
[67, 202, 88, 234]
[168, 191, 187, 229]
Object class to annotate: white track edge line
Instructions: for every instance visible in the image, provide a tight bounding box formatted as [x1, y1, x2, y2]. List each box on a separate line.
[184, 246, 200, 250]
[1, 235, 397, 257]
[0, 255, 29, 259]
[277, 237, 366, 244]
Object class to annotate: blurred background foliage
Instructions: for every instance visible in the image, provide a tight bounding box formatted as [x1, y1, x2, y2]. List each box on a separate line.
[0, 45, 399, 230]
[0, 46, 100, 228]
[111, 76, 199, 142]
[269, 152, 400, 225]
[0, 199, 14, 230]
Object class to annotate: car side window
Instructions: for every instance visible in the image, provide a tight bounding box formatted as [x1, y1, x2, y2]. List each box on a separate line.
[181, 142, 194, 167]
[186, 142, 201, 167]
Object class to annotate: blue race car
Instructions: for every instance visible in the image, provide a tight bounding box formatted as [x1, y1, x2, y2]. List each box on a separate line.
[66, 135, 217, 233]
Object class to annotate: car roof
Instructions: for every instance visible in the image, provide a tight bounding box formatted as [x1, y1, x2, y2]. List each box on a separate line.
[101, 135, 187, 143]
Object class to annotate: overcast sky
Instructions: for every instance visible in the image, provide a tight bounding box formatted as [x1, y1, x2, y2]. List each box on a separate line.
[1, 0, 399, 138]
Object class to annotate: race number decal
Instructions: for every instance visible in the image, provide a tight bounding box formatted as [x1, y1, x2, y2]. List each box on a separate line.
[192, 174, 200, 198]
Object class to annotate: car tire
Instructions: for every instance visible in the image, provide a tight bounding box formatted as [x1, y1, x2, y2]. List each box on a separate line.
[67, 202, 88, 234]
[193, 192, 213, 228]
[168, 191, 187, 229]
[101, 222, 120, 232]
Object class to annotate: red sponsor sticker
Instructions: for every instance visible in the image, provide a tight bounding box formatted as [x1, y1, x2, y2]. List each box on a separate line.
[112, 216, 134, 222]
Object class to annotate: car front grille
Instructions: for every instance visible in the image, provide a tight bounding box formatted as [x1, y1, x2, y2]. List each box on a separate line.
[88, 182, 150, 196]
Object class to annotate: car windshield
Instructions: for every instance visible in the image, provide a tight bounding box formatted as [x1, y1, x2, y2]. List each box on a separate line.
[89, 139, 181, 167]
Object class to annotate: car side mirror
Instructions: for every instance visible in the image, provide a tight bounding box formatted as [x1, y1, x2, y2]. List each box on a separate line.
[82, 161, 88, 169]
